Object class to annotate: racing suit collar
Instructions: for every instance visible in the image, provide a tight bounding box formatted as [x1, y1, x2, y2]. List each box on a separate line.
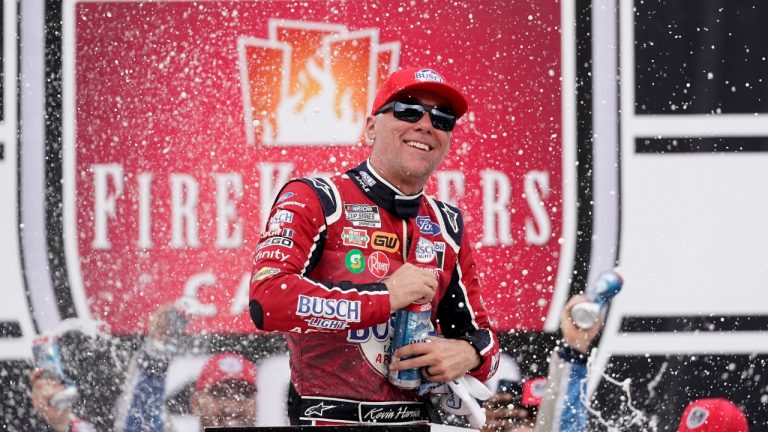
[346, 159, 423, 219]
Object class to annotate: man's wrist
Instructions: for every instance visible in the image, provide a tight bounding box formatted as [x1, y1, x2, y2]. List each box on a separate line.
[456, 336, 483, 370]
[557, 343, 590, 365]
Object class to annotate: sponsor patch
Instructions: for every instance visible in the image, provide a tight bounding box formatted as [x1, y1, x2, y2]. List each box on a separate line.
[416, 216, 441, 235]
[360, 171, 377, 187]
[256, 236, 294, 250]
[341, 227, 370, 248]
[270, 209, 294, 224]
[368, 251, 390, 279]
[251, 267, 280, 282]
[276, 191, 295, 203]
[414, 68, 444, 83]
[345, 249, 365, 274]
[434, 242, 446, 269]
[415, 237, 436, 263]
[372, 231, 399, 253]
[296, 294, 361, 322]
[255, 249, 291, 262]
[276, 200, 306, 209]
[260, 228, 295, 239]
[685, 407, 709, 428]
[344, 204, 381, 228]
[306, 317, 349, 330]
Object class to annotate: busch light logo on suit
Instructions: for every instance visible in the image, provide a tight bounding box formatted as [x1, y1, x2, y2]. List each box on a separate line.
[415, 238, 436, 264]
[415, 216, 441, 235]
[347, 316, 396, 376]
[296, 295, 361, 322]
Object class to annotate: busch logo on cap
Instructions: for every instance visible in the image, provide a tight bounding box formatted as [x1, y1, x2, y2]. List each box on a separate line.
[414, 68, 444, 83]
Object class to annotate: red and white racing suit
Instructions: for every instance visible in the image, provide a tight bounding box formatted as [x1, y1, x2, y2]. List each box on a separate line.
[249, 160, 499, 424]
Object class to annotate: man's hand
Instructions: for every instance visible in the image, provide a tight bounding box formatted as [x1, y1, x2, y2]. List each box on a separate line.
[560, 294, 603, 354]
[481, 392, 534, 432]
[389, 336, 480, 382]
[29, 369, 71, 432]
[146, 302, 177, 344]
[384, 263, 437, 311]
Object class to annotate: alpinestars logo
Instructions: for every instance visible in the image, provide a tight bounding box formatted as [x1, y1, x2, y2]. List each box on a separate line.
[238, 19, 401, 146]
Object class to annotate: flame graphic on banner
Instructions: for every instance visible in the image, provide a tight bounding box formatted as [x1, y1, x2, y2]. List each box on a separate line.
[238, 20, 400, 146]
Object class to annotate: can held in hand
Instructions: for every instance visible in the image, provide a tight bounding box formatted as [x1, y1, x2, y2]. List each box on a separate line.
[571, 269, 623, 329]
[32, 334, 80, 408]
[388, 302, 432, 389]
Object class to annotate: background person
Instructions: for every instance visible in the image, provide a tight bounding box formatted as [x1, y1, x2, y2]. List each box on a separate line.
[116, 303, 260, 431]
[29, 318, 124, 432]
[249, 66, 500, 426]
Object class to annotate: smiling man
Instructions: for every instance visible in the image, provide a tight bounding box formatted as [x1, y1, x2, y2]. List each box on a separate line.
[249, 67, 499, 426]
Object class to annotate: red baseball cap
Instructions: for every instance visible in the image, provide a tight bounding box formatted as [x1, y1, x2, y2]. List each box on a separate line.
[677, 398, 749, 432]
[195, 353, 258, 392]
[370, 67, 469, 118]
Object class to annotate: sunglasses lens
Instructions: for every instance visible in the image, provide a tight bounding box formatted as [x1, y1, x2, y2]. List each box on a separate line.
[392, 103, 427, 123]
[429, 110, 456, 131]
[387, 102, 456, 131]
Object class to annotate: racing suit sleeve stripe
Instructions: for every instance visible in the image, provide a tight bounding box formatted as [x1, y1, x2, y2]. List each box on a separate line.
[250, 180, 391, 333]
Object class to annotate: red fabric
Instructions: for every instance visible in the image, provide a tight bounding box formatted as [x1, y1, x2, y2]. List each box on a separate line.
[195, 353, 257, 392]
[677, 398, 749, 432]
[250, 170, 498, 403]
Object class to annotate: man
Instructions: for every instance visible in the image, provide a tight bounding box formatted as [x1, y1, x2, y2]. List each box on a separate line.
[677, 398, 749, 432]
[29, 318, 121, 432]
[115, 303, 259, 431]
[249, 66, 500, 425]
[190, 353, 259, 429]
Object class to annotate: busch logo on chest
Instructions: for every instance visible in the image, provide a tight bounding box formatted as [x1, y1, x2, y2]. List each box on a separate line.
[296, 295, 361, 322]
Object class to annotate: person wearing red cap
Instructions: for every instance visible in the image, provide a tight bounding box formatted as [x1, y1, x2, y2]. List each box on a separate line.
[249, 67, 499, 425]
[677, 398, 749, 432]
[190, 353, 259, 430]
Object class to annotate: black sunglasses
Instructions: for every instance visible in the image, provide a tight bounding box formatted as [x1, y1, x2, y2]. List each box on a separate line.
[376, 101, 457, 132]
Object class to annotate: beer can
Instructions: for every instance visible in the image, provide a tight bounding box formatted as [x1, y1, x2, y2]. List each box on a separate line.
[32, 334, 80, 408]
[388, 302, 432, 389]
[32, 335, 68, 381]
[571, 269, 623, 329]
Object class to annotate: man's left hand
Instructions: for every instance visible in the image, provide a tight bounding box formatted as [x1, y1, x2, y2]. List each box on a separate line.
[389, 336, 480, 382]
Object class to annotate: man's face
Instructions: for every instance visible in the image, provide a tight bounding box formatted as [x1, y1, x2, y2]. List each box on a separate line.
[366, 90, 453, 194]
[192, 380, 257, 429]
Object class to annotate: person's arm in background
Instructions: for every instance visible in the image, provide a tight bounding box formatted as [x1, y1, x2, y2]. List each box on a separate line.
[534, 294, 603, 432]
[29, 369, 86, 432]
[114, 303, 177, 432]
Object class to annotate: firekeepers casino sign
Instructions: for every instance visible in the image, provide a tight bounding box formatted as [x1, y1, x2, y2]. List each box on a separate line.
[62, 1, 570, 334]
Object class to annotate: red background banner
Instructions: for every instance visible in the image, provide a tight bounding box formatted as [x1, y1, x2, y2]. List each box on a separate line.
[70, 0, 563, 335]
